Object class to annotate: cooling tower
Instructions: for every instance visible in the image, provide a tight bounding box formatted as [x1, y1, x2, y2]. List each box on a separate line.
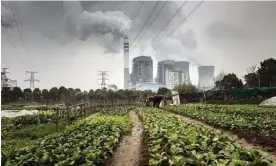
[131, 56, 153, 85]
[174, 61, 189, 72]
[123, 37, 129, 89]
[198, 66, 215, 89]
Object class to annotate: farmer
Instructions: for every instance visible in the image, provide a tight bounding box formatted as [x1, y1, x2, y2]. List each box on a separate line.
[147, 95, 164, 108]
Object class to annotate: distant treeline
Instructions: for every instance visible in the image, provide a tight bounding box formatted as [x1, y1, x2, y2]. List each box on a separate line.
[1, 86, 155, 105]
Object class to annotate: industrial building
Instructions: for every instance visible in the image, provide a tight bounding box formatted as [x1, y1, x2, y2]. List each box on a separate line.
[157, 60, 191, 85]
[130, 82, 166, 92]
[130, 56, 153, 85]
[164, 69, 190, 89]
[198, 66, 215, 90]
[157, 60, 175, 84]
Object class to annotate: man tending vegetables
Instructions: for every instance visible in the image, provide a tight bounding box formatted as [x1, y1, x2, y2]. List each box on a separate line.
[146, 95, 164, 108]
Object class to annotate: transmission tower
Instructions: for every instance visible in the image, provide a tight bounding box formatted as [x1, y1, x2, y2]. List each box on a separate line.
[25, 71, 39, 90]
[98, 71, 109, 89]
[1, 68, 11, 88]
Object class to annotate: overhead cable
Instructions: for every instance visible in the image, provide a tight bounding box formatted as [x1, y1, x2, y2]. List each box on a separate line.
[129, 1, 160, 48]
[8, 1, 29, 57]
[153, 1, 204, 50]
[130, 1, 168, 52]
[150, 1, 187, 45]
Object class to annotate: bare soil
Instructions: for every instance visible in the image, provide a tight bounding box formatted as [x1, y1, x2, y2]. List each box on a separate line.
[109, 110, 144, 166]
[165, 109, 276, 160]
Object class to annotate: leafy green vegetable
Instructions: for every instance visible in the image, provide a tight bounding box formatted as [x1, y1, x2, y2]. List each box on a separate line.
[139, 108, 275, 166]
[2, 114, 132, 165]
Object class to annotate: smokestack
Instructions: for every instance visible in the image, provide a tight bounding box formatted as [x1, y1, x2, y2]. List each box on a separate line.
[124, 36, 129, 89]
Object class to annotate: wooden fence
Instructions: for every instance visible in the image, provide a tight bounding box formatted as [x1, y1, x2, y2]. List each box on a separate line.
[55, 99, 142, 131]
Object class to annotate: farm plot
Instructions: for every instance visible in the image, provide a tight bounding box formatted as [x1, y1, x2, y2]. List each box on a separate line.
[1, 110, 57, 139]
[139, 108, 275, 165]
[2, 109, 133, 166]
[165, 104, 276, 152]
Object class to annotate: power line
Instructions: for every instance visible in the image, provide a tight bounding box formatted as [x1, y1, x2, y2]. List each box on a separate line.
[8, 1, 29, 58]
[2, 28, 18, 52]
[130, 1, 168, 52]
[153, 1, 204, 50]
[150, 1, 187, 46]
[129, 1, 160, 49]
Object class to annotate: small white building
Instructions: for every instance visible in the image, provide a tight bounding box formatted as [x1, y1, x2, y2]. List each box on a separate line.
[165, 70, 180, 89]
[165, 69, 190, 89]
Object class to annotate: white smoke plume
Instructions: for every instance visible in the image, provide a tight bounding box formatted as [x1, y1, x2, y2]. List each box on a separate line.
[63, 1, 131, 52]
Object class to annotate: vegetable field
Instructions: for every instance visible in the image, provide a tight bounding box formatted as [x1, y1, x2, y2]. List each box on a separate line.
[2, 105, 276, 166]
[165, 104, 276, 153]
[2, 108, 133, 166]
[139, 108, 275, 165]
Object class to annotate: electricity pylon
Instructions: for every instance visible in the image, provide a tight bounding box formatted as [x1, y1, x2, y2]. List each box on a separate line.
[98, 71, 109, 89]
[25, 71, 39, 90]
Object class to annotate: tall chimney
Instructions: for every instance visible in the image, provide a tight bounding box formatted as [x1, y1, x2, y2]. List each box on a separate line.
[123, 37, 129, 89]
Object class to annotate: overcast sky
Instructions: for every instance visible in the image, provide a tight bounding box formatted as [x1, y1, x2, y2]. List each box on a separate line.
[1, 1, 276, 91]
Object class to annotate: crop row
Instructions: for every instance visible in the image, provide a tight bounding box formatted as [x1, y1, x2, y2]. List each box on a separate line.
[139, 108, 275, 165]
[2, 114, 132, 166]
[186, 104, 276, 117]
[166, 104, 276, 140]
[99, 106, 135, 116]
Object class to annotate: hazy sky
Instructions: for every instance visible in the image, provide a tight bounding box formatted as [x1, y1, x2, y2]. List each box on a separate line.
[1, 1, 276, 91]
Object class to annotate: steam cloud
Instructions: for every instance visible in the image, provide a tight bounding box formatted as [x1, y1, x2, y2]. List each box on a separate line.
[63, 1, 131, 52]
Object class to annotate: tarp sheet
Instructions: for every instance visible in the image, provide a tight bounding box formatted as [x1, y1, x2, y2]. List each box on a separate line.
[260, 96, 276, 106]
[1, 110, 38, 118]
[232, 87, 276, 100]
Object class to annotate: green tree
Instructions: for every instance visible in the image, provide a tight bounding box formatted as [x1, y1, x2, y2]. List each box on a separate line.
[215, 73, 243, 90]
[58, 86, 68, 101]
[107, 89, 115, 100]
[10, 87, 23, 101]
[82, 90, 88, 100]
[157, 87, 172, 96]
[49, 87, 59, 101]
[65, 88, 75, 106]
[41, 89, 49, 100]
[88, 89, 94, 99]
[257, 58, 276, 87]
[2, 87, 11, 102]
[244, 72, 258, 88]
[23, 88, 32, 100]
[173, 84, 197, 93]
[33, 88, 41, 100]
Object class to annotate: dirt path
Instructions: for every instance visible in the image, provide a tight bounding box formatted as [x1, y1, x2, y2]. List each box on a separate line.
[169, 111, 276, 160]
[110, 110, 143, 166]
